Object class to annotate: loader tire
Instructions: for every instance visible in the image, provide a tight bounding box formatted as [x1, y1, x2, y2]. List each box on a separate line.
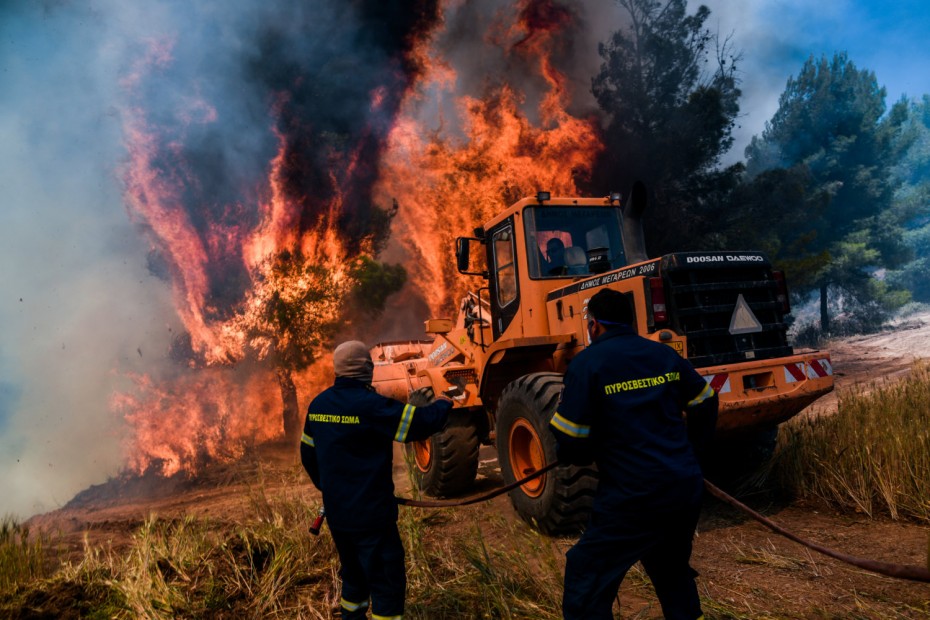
[496, 373, 598, 535]
[404, 387, 479, 497]
[706, 426, 779, 488]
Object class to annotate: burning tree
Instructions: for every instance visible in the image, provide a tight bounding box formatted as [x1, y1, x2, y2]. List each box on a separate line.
[242, 251, 346, 440]
[116, 2, 434, 473]
[241, 223, 405, 440]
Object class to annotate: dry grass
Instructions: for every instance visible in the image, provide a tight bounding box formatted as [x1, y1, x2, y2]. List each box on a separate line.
[774, 362, 930, 523]
[0, 516, 54, 593]
[0, 477, 569, 619]
[5, 364, 930, 620]
[401, 509, 565, 619]
[398, 449, 565, 619]
[0, 485, 340, 619]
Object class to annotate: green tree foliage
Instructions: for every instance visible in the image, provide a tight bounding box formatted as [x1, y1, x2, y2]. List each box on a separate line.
[887, 96, 930, 302]
[247, 201, 406, 439]
[743, 53, 910, 333]
[349, 256, 407, 316]
[589, 0, 742, 255]
[709, 166, 830, 290]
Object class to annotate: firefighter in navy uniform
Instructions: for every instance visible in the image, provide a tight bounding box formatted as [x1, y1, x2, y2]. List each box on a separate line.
[300, 341, 452, 620]
[550, 289, 718, 620]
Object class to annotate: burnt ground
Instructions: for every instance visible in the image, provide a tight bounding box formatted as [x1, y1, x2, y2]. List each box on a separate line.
[24, 316, 930, 618]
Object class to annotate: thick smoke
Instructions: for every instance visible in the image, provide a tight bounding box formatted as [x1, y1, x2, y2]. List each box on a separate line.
[124, 1, 441, 321]
[401, 0, 605, 134]
[0, 0, 440, 517]
[0, 2, 179, 517]
[251, 0, 440, 252]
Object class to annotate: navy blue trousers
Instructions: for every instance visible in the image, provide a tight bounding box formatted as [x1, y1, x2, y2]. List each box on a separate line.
[329, 524, 406, 619]
[563, 477, 704, 620]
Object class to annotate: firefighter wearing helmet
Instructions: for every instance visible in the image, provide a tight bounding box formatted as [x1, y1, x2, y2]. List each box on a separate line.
[300, 340, 452, 620]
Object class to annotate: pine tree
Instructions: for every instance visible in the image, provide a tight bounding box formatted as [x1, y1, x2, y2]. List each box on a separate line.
[744, 53, 910, 333]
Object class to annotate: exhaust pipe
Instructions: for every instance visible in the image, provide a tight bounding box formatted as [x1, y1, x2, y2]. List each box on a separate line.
[621, 181, 649, 264]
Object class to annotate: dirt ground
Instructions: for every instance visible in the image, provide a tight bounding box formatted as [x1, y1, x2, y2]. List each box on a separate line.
[26, 316, 930, 618]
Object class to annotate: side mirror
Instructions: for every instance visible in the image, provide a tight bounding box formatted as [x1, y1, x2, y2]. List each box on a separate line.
[455, 237, 487, 277]
[456, 237, 470, 272]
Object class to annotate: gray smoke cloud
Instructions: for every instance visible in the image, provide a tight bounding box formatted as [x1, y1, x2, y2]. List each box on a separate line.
[0, 2, 181, 517]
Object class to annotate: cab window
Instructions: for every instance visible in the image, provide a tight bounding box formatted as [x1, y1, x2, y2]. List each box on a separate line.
[523, 206, 627, 278]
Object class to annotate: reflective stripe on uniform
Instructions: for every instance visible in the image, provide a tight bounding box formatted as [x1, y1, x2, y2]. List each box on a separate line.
[687, 383, 715, 407]
[550, 412, 591, 438]
[301, 432, 315, 447]
[394, 404, 416, 442]
[371, 615, 402, 620]
[341, 598, 369, 612]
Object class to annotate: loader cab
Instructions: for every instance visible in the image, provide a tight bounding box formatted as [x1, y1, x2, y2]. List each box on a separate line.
[456, 196, 634, 342]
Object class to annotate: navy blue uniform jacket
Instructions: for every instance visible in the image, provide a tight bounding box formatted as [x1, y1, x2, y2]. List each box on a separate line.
[301, 377, 452, 531]
[550, 326, 717, 515]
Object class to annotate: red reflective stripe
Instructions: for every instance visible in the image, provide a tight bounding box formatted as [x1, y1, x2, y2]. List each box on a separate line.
[809, 359, 828, 377]
[709, 374, 729, 392]
[785, 363, 806, 382]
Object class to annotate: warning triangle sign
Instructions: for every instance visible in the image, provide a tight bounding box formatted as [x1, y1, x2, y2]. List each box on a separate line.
[729, 294, 763, 335]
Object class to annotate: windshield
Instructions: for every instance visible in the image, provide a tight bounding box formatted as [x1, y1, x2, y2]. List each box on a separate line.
[523, 206, 627, 278]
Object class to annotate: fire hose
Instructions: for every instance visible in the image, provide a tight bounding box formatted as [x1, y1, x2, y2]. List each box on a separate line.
[702, 479, 930, 583]
[307, 463, 557, 535]
[394, 461, 559, 508]
[310, 463, 930, 583]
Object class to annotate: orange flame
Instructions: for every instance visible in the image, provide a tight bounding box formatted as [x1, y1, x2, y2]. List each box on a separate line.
[112, 368, 281, 477]
[379, 1, 602, 314]
[115, 1, 603, 476]
[117, 40, 362, 475]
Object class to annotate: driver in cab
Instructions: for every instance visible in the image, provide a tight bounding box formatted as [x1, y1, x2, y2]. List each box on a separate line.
[546, 237, 567, 275]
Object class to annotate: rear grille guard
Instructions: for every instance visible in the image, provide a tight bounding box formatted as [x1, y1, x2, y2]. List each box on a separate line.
[661, 254, 791, 368]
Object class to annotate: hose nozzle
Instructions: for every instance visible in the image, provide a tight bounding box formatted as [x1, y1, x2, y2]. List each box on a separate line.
[309, 508, 326, 536]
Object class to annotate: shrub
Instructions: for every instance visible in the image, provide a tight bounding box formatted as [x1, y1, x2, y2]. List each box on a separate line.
[774, 362, 930, 523]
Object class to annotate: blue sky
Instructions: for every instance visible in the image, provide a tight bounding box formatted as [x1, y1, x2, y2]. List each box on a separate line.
[699, 0, 930, 160]
[2, 0, 930, 518]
